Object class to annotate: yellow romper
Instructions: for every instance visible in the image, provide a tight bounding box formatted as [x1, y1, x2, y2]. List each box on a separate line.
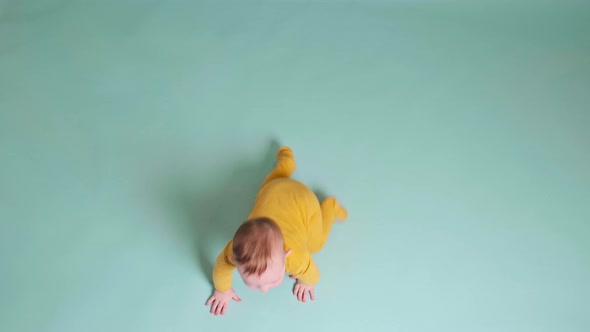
[211, 146, 347, 292]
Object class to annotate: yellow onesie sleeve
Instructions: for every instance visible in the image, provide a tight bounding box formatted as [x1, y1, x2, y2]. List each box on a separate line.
[212, 240, 236, 292]
[286, 249, 320, 286]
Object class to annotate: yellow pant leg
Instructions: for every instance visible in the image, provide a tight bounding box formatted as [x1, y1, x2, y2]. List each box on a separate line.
[259, 146, 296, 190]
[307, 197, 348, 254]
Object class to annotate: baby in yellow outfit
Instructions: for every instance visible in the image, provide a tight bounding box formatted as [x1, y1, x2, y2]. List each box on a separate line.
[205, 146, 348, 315]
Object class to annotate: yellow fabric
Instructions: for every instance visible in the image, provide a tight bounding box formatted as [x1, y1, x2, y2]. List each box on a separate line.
[212, 146, 346, 292]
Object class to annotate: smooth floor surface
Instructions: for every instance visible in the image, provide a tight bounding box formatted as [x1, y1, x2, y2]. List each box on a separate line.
[1, 0, 589, 331]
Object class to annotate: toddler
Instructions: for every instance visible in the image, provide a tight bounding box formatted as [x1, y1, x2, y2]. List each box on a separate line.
[205, 146, 348, 315]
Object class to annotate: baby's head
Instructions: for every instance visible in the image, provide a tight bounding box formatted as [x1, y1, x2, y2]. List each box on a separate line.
[231, 217, 291, 293]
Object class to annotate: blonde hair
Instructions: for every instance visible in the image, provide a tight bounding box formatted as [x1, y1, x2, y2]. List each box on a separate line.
[232, 217, 284, 276]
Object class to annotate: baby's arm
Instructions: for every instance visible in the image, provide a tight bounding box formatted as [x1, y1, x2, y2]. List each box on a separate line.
[206, 240, 241, 315]
[212, 240, 236, 291]
[286, 249, 320, 302]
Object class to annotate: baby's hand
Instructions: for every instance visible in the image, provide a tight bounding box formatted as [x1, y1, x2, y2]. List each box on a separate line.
[290, 275, 315, 302]
[205, 288, 241, 315]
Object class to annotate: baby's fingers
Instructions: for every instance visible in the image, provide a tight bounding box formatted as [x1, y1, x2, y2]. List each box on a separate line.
[210, 300, 219, 314]
[309, 288, 315, 301]
[215, 302, 226, 316]
[220, 303, 227, 315]
[293, 285, 300, 301]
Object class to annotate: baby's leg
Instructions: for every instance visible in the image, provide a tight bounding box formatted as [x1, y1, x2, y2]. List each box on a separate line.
[308, 197, 348, 254]
[259, 146, 296, 189]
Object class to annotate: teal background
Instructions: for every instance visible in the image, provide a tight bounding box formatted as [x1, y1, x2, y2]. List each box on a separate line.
[1, 0, 589, 331]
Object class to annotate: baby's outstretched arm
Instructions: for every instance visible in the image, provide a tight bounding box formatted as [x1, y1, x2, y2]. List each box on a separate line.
[205, 241, 240, 315]
[287, 249, 320, 302]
